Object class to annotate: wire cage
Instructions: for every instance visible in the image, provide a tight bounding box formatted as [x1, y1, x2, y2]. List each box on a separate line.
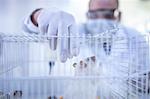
[0, 29, 150, 99]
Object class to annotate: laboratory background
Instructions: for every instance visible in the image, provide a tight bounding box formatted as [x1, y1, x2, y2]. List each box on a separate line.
[0, 0, 150, 99]
[0, 0, 150, 34]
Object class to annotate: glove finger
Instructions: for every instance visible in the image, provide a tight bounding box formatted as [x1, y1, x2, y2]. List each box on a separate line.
[58, 22, 69, 62]
[47, 21, 58, 50]
[37, 9, 52, 35]
[67, 36, 73, 59]
[38, 24, 48, 35]
[69, 24, 80, 57]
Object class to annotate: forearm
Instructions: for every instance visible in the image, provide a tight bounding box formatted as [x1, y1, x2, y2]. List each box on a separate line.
[31, 8, 42, 27]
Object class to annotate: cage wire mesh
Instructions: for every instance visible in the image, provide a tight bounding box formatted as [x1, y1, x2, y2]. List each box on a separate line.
[0, 28, 150, 99]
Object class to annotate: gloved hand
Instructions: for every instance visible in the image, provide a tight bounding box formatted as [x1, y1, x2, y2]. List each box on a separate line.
[36, 8, 79, 62]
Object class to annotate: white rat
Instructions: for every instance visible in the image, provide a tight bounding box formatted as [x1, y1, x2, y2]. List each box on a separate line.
[64, 56, 101, 99]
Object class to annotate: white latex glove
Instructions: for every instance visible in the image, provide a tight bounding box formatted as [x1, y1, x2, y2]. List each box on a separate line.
[37, 8, 79, 62]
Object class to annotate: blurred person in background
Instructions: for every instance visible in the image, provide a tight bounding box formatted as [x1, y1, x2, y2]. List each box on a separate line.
[80, 0, 149, 97]
[80, 0, 140, 39]
[79, 0, 148, 70]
